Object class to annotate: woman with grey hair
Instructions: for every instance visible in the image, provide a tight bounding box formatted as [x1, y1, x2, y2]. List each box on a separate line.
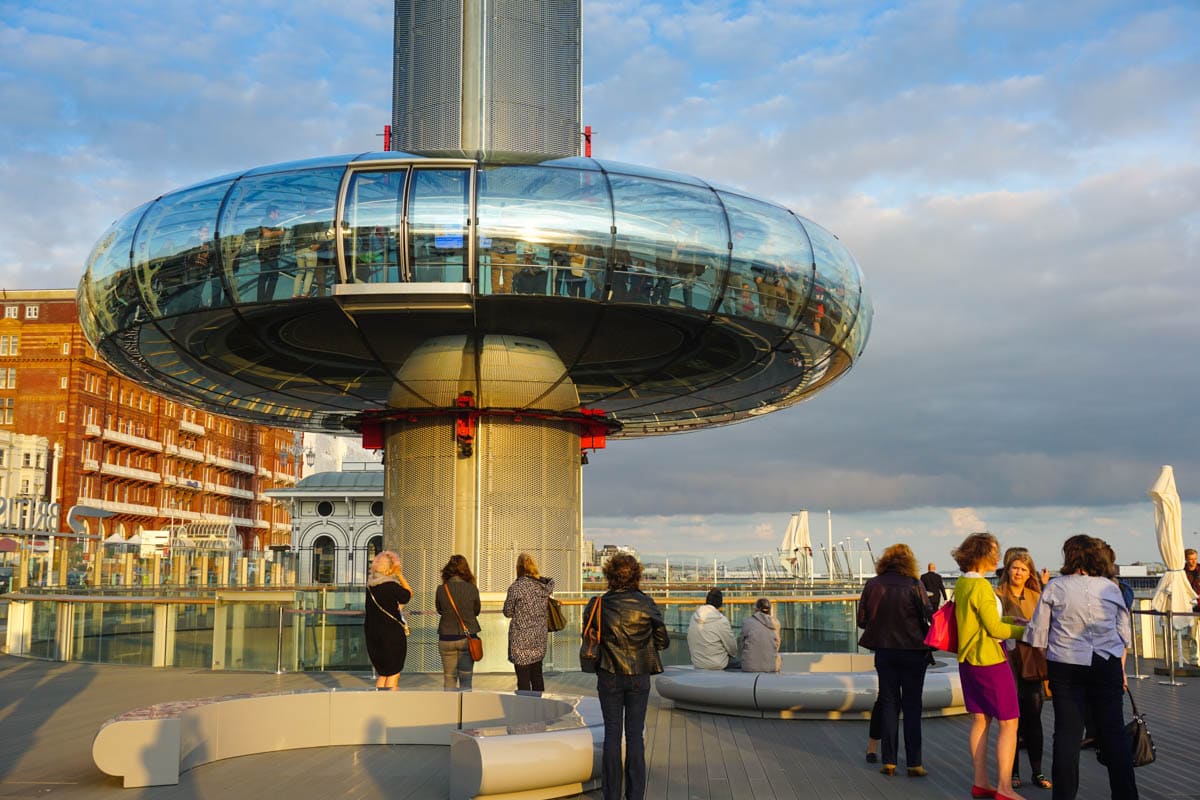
[364, 550, 413, 690]
[740, 598, 781, 673]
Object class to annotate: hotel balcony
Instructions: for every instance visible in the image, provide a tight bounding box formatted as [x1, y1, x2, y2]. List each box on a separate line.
[205, 482, 255, 501]
[75, 497, 159, 517]
[273, 471, 298, 484]
[211, 455, 256, 474]
[82, 459, 100, 472]
[173, 478, 203, 492]
[179, 419, 205, 437]
[84, 424, 101, 438]
[253, 519, 270, 529]
[257, 466, 272, 478]
[100, 462, 162, 483]
[160, 506, 202, 522]
[165, 444, 205, 462]
[102, 428, 164, 452]
[231, 515, 254, 528]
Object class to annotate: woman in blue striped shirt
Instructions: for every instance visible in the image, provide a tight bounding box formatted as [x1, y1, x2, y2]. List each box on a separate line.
[1024, 535, 1137, 800]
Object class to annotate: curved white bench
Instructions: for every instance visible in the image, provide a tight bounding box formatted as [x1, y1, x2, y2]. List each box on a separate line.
[93, 689, 603, 800]
[656, 652, 965, 719]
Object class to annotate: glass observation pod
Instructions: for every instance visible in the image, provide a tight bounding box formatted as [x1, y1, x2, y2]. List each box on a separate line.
[79, 152, 873, 436]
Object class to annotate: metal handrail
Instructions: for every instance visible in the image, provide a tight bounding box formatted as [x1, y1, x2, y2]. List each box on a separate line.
[1130, 606, 1199, 686]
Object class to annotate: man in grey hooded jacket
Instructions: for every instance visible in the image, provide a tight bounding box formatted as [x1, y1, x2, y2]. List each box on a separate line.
[686, 588, 738, 669]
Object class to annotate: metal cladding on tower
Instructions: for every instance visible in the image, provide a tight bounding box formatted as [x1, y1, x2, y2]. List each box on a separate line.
[392, 0, 582, 157]
[77, 152, 872, 436]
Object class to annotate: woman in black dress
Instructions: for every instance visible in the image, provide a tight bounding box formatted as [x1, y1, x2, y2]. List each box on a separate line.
[364, 550, 413, 690]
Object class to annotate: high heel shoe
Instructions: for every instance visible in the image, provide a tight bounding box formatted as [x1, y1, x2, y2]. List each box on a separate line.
[995, 793, 1020, 800]
[907, 766, 927, 777]
[1032, 773, 1052, 789]
[880, 764, 896, 776]
[971, 787, 997, 799]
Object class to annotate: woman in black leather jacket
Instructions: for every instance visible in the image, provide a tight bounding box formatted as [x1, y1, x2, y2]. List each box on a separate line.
[583, 553, 669, 800]
[857, 543, 933, 778]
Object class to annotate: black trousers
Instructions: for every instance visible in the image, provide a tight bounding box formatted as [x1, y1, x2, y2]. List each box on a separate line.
[515, 660, 544, 692]
[597, 672, 650, 800]
[1047, 656, 1138, 800]
[1011, 675, 1045, 777]
[874, 648, 927, 768]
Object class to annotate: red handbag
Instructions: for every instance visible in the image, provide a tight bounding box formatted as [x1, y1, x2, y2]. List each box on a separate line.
[923, 600, 958, 652]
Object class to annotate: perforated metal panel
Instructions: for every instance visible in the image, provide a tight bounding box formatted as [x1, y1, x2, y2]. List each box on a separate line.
[486, 0, 581, 156]
[392, 1, 463, 152]
[383, 414, 581, 672]
[392, 0, 580, 156]
[477, 417, 581, 593]
[384, 420, 456, 673]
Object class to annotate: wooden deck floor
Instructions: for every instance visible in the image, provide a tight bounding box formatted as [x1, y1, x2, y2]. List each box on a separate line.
[0, 654, 1196, 799]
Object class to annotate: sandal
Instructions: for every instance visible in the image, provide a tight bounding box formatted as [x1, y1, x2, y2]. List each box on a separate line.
[1011, 775, 1022, 788]
[1032, 774, 1052, 789]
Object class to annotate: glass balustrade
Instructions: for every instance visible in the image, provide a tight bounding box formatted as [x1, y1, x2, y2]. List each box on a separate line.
[6, 589, 1183, 673]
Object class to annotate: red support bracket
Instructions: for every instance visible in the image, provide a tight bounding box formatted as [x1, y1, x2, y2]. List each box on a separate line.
[455, 392, 477, 457]
[361, 420, 383, 451]
[579, 407, 608, 453]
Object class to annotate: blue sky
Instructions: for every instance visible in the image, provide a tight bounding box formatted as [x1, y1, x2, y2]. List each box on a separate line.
[2, 1, 1198, 571]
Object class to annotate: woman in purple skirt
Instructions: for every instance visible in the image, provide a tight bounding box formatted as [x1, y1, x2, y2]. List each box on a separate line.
[952, 533, 1027, 800]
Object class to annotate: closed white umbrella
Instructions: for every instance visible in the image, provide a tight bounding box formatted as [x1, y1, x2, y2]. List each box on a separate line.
[779, 511, 811, 578]
[1149, 465, 1194, 629]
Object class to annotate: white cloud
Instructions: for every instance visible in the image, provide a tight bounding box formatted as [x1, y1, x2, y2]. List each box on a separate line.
[948, 507, 988, 536]
[1, 0, 1197, 569]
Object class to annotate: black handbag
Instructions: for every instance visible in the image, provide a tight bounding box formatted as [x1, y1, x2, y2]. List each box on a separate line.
[547, 595, 567, 632]
[579, 596, 601, 673]
[1097, 688, 1155, 768]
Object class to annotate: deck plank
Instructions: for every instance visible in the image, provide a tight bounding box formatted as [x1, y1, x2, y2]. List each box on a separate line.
[1, 655, 1196, 800]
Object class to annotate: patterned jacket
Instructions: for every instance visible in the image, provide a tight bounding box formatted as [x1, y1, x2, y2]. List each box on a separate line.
[503, 575, 555, 666]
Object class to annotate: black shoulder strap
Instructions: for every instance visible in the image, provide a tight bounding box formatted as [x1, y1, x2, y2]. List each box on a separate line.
[368, 586, 405, 626]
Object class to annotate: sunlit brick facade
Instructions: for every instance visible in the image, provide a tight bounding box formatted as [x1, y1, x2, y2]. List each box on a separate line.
[0, 289, 303, 548]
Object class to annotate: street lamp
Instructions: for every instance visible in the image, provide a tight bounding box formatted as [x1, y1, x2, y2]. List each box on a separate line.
[275, 436, 314, 549]
[278, 437, 316, 479]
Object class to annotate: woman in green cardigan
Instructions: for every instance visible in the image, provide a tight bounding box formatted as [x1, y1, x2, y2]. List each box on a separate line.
[952, 532, 1027, 800]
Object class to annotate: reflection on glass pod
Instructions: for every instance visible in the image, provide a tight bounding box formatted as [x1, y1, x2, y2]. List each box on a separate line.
[79, 152, 872, 435]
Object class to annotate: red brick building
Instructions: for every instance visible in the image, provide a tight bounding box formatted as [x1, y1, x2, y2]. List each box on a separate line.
[0, 289, 301, 548]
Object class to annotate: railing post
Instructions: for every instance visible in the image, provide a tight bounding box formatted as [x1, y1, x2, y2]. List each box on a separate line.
[319, 591, 327, 671]
[5, 599, 32, 655]
[1159, 607, 1184, 686]
[1129, 606, 1147, 680]
[152, 604, 173, 667]
[275, 605, 286, 675]
[53, 601, 75, 662]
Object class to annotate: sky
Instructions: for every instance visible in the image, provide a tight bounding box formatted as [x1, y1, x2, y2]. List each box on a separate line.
[2, 1, 1198, 571]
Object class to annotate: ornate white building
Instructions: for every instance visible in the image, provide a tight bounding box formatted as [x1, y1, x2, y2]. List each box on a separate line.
[266, 463, 384, 585]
